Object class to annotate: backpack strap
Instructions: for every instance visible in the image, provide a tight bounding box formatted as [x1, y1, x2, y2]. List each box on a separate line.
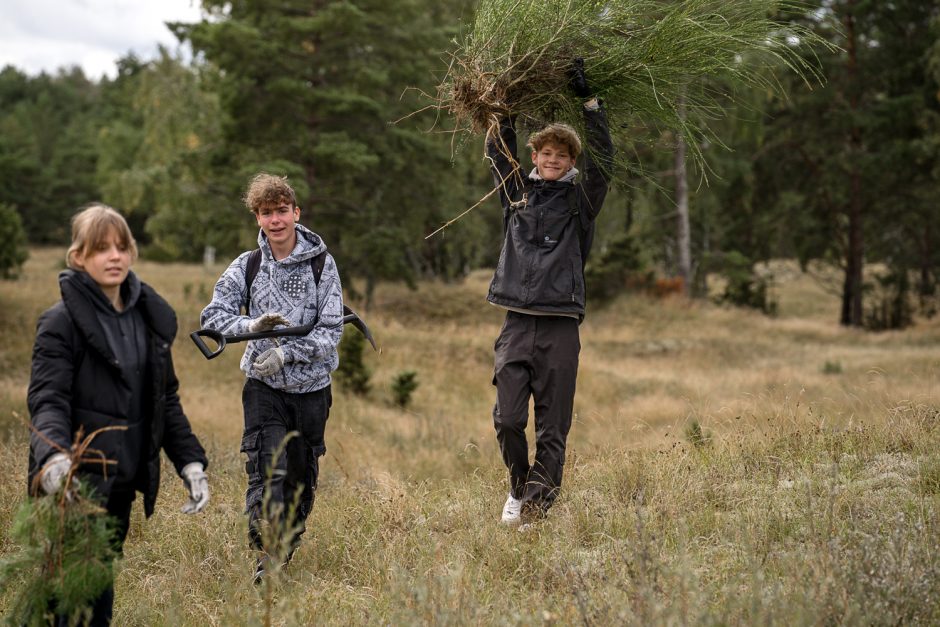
[242, 249, 263, 314]
[311, 250, 326, 286]
[242, 248, 328, 313]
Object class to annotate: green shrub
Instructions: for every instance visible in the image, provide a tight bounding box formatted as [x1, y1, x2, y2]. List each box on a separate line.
[0, 203, 29, 279]
[584, 231, 647, 303]
[822, 360, 843, 375]
[391, 371, 419, 408]
[710, 250, 777, 315]
[335, 330, 371, 395]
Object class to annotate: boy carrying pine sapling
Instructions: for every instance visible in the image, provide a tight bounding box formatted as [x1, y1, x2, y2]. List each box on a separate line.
[485, 59, 614, 529]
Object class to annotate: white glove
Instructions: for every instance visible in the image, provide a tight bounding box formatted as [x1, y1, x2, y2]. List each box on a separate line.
[248, 312, 291, 333]
[181, 462, 209, 514]
[253, 347, 285, 377]
[40, 453, 72, 495]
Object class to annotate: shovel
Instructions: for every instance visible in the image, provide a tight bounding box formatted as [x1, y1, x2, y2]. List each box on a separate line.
[190, 305, 377, 360]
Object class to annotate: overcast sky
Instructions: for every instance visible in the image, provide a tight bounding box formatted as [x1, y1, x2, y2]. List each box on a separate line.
[0, 0, 204, 79]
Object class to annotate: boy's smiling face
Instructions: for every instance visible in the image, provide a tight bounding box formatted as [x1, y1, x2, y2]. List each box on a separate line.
[256, 201, 300, 252]
[531, 141, 575, 181]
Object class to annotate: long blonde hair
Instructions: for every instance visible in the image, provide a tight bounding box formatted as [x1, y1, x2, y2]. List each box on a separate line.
[66, 203, 138, 270]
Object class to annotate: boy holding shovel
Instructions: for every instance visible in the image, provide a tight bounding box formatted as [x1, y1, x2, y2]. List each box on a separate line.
[201, 173, 343, 580]
[486, 59, 614, 527]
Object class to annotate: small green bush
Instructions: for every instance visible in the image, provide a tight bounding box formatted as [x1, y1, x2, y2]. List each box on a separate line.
[0, 203, 29, 279]
[710, 250, 777, 315]
[391, 371, 419, 408]
[822, 360, 843, 375]
[685, 420, 711, 448]
[584, 231, 647, 303]
[335, 330, 371, 395]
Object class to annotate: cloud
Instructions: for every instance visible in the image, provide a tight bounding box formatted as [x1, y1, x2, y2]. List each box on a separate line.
[0, 0, 203, 78]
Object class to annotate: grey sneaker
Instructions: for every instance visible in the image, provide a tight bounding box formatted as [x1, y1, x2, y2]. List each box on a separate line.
[500, 494, 523, 525]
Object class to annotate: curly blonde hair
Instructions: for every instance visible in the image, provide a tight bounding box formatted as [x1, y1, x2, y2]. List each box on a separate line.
[243, 173, 297, 213]
[66, 203, 138, 270]
[526, 123, 582, 159]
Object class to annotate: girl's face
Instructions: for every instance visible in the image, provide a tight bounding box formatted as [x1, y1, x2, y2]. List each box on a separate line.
[76, 228, 132, 291]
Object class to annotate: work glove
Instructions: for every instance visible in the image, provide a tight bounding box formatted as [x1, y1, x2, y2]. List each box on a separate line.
[180, 462, 209, 514]
[248, 312, 291, 333]
[567, 57, 591, 99]
[40, 452, 72, 495]
[253, 346, 285, 377]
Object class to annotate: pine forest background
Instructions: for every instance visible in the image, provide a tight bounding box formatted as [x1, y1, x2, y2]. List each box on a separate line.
[1, 0, 938, 327]
[3, 1, 940, 623]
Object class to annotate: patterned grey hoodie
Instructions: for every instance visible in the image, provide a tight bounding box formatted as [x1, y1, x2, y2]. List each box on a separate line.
[200, 224, 343, 393]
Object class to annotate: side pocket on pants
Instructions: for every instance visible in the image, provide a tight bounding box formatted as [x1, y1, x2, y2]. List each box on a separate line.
[240, 429, 263, 513]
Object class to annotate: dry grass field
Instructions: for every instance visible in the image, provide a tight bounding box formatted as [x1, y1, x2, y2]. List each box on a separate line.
[1, 248, 938, 625]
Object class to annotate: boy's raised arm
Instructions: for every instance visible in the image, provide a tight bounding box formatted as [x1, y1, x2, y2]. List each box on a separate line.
[568, 56, 614, 222]
[577, 102, 615, 221]
[486, 115, 523, 214]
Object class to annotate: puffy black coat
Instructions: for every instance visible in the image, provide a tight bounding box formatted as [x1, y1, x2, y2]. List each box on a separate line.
[27, 270, 208, 517]
[486, 105, 614, 318]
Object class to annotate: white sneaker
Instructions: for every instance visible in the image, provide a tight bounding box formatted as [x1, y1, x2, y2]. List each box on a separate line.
[500, 494, 522, 525]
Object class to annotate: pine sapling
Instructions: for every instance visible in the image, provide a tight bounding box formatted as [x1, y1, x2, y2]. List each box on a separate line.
[391, 370, 419, 408]
[1, 425, 126, 625]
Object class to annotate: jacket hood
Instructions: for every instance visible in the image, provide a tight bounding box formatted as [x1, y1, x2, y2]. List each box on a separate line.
[258, 223, 327, 265]
[528, 166, 579, 184]
[59, 269, 122, 363]
[59, 269, 177, 348]
[66, 268, 142, 315]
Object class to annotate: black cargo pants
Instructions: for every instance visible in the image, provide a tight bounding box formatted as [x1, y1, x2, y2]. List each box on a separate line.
[241, 378, 331, 554]
[492, 311, 580, 513]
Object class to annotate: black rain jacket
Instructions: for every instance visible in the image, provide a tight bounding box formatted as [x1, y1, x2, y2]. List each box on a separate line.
[486, 104, 614, 319]
[27, 269, 208, 517]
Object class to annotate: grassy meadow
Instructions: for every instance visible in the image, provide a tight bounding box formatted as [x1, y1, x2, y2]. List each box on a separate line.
[1, 247, 939, 625]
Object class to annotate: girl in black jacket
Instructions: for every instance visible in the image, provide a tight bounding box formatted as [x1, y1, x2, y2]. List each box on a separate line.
[27, 203, 210, 626]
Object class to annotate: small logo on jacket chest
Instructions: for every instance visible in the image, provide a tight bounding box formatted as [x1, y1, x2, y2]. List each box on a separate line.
[282, 274, 307, 299]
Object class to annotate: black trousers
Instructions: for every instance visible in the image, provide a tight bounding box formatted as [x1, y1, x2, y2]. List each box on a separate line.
[54, 489, 134, 627]
[241, 378, 331, 554]
[492, 311, 580, 512]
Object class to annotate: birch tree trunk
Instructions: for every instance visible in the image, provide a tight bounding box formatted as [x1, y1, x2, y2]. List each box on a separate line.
[675, 91, 692, 297]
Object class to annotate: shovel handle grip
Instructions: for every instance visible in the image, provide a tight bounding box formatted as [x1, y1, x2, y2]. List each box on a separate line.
[190, 329, 226, 360]
[190, 310, 376, 361]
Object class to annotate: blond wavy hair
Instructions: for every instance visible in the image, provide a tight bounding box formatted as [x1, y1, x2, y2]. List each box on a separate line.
[526, 123, 582, 159]
[243, 173, 297, 213]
